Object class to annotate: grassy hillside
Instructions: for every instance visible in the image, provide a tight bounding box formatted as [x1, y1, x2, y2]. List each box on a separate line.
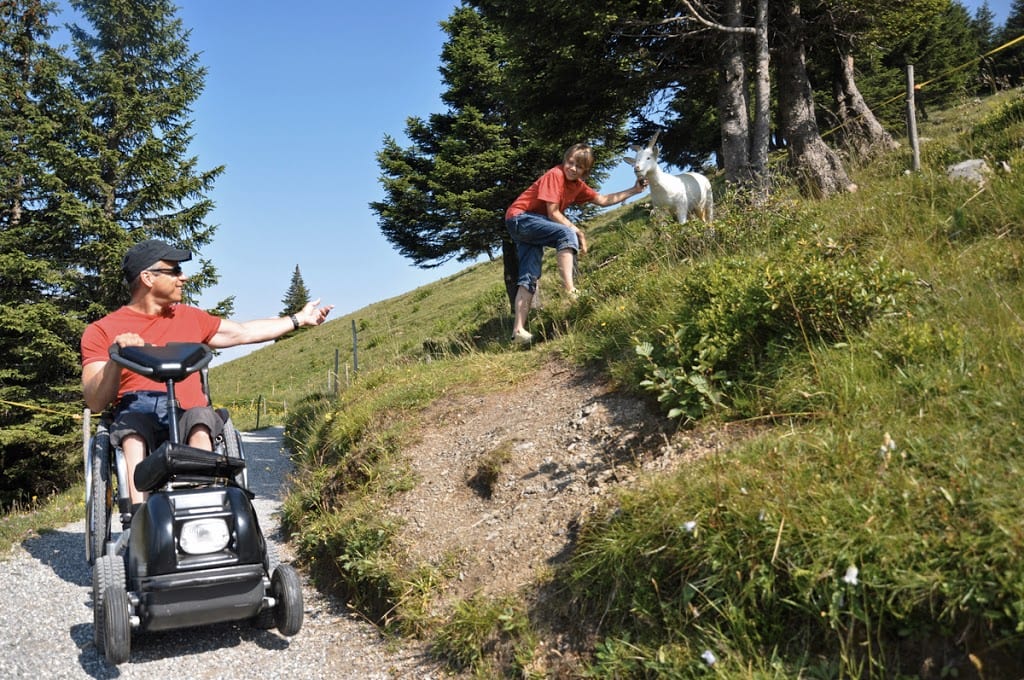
[208, 255, 512, 430]
[213, 90, 1024, 677]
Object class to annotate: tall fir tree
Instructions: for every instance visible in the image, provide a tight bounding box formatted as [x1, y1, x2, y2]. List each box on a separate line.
[0, 0, 87, 507]
[1003, 0, 1024, 37]
[997, 0, 1024, 84]
[372, 7, 556, 311]
[66, 0, 224, 314]
[280, 265, 311, 317]
[971, 1, 999, 53]
[277, 265, 310, 340]
[0, 0, 226, 506]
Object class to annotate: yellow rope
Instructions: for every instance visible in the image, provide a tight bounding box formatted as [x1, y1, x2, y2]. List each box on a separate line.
[0, 398, 83, 420]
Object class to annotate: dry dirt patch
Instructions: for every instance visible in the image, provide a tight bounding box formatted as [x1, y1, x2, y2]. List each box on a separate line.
[387, 356, 756, 607]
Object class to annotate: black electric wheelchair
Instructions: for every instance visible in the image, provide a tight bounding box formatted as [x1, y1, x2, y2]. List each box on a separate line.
[84, 342, 302, 665]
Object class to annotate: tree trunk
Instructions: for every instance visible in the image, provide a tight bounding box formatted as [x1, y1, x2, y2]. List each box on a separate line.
[774, 0, 855, 198]
[833, 51, 897, 162]
[717, 0, 751, 186]
[751, 0, 770, 185]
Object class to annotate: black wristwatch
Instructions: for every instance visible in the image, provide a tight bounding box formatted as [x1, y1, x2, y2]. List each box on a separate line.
[289, 314, 300, 330]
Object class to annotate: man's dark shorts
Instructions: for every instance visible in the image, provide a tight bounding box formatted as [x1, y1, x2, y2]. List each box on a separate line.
[109, 391, 223, 451]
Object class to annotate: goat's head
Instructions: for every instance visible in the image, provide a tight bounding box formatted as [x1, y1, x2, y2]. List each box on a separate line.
[624, 130, 661, 177]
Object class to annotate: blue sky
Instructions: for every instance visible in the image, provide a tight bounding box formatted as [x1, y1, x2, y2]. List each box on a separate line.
[170, 1, 469, 363]
[54, 1, 1013, 364]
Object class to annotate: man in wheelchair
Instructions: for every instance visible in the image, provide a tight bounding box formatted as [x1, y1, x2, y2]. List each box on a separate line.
[81, 238, 334, 505]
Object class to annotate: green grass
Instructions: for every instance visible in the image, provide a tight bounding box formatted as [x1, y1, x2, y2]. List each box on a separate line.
[0, 484, 83, 557]
[219, 88, 1024, 678]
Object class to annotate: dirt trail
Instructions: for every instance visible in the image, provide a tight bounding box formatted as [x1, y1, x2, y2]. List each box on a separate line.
[385, 358, 756, 643]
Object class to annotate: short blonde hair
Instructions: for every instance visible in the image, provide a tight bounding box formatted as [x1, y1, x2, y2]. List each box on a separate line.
[563, 143, 595, 178]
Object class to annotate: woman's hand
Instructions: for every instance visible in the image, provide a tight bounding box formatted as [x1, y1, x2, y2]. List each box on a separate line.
[576, 228, 588, 255]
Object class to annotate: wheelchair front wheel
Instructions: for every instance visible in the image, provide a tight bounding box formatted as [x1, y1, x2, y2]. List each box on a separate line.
[92, 553, 125, 652]
[272, 563, 303, 637]
[102, 585, 131, 664]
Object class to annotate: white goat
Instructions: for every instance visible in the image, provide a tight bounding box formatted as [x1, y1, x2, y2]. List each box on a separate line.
[626, 131, 713, 224]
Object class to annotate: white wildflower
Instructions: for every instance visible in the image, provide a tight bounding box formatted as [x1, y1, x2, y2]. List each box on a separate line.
[842, 565, 859, 586]
[682, 520, 697, 533]
[879, 432, 898, 466]
[701, 649, 717, 666]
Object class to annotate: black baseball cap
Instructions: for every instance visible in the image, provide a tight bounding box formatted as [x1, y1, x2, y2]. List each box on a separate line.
[122, 239, 192, 283]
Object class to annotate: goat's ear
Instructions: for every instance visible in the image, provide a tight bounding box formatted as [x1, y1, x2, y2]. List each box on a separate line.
[628, 144, 642, 153]
[622, 156, 635, 165]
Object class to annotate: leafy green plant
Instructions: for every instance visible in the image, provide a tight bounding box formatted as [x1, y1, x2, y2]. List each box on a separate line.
[632, 246, 915, 422]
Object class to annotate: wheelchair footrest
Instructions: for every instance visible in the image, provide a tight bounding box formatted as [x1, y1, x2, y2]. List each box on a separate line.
[135, 442, 246, 492]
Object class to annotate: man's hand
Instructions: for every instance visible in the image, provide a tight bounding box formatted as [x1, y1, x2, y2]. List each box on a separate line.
[296, 298, 334, 327]
[112, 333, 147, 348]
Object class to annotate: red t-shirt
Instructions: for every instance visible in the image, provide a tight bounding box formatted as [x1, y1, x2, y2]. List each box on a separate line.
[505, 165, 598, 220]
[81, 304, 222, 409]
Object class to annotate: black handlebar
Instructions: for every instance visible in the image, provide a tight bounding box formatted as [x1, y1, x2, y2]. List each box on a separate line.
[108, 343, 213, 383]
[108, 342, 213, 445]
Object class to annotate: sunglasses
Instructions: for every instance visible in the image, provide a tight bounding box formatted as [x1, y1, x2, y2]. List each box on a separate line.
[145, 265, 184, 277]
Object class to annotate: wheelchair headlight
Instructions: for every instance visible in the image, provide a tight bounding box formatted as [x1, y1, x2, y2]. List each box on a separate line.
[179, 518, 230, 555]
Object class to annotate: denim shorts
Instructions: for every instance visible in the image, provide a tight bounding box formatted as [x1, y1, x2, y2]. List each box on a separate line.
[110, 391, 222, 452]
[506, 212, 579, 293]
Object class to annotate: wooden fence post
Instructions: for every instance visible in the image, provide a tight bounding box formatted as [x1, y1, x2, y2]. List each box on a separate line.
[906, 64, 921, 172]
[351, 319, 359, 374]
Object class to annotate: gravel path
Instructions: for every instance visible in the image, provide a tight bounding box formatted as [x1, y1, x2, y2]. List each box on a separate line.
[0, 426, 446, 679]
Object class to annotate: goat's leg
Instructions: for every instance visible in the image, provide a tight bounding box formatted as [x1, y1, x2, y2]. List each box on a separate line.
[675, 203, 689, 224]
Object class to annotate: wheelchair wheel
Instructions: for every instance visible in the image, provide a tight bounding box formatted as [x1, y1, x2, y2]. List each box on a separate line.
[92, 553, 125, 652]
[102, 585, 131, 664]
[86, 429, 112, 566]
[221, 417, 249, 490]
[272, 564, 303, 636]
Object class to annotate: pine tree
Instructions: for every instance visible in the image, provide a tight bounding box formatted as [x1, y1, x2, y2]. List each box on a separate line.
[1003, 0, 1024, 36]
[66, 0, 224, 313]
[0, 0, 226, 507]
[280, 265, 311, 317]
[276, 266, 310, 341]
[371, 7, 563, 312]
[997, 0, 1024, 84]
[0, 0, 87, 508]
[972, 1, 999, 53]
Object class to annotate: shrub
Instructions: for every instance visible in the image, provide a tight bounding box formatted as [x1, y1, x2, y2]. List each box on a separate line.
[634, 242, 916, 422]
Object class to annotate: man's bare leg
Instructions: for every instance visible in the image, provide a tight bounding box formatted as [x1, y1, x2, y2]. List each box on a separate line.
[121, 434, 147, 505]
